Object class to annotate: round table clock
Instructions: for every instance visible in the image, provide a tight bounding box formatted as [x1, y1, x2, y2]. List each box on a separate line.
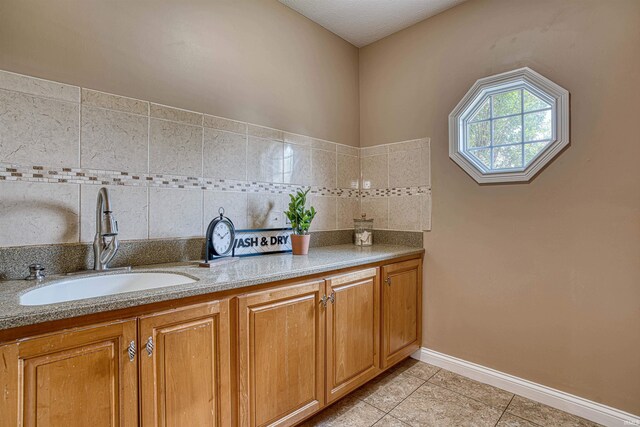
[202, 207, 236, 265]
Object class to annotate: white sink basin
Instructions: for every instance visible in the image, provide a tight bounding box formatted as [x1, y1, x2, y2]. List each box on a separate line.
[20, 272, 197, 306]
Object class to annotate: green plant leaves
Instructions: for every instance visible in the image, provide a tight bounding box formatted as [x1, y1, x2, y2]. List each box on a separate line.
[283, 188, 316, 235]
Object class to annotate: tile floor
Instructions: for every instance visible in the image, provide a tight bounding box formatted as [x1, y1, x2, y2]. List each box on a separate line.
[301, 358, 601, 427]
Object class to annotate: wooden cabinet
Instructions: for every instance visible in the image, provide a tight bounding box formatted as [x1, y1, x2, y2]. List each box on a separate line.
[0, 301, 233, 427]
[238, 280, 325, 427]
[0, 320, 138, 427]
[0, 255, 423, 427]
[325, 268, 380, 403]
[381, 259, 423, 368]
[139, 301, 232, 427]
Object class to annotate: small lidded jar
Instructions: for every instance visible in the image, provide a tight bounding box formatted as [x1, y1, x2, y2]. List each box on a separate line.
[354, 214, 374, 246]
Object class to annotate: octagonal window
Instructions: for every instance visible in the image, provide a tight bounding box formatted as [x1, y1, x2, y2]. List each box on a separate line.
[449, 68, 569, 183]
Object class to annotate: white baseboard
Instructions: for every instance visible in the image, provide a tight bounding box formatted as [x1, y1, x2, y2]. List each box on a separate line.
[412, 347, 639, 427]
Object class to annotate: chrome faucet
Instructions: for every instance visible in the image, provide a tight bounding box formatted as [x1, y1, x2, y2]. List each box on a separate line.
[93, 187, 120, 270]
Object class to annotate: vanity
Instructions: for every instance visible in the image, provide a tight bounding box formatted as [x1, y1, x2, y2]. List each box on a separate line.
[0, 245, 423, 427]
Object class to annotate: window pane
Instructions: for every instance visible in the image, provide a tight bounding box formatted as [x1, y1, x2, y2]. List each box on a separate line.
[467, 121, 490, 148]
[469, 148, 491, 169]
[524, 110, 552, 142]
[492, 90, 521, 117]
[493, 145, 523, 169]
[523, 89, 550, 112]
[469, 98, 490, 122]
[524, 141, 550, 165]
[493, 116, 522, 145]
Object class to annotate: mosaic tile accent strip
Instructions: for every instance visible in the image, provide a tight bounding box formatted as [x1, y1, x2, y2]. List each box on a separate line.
[0, 163, 429, 199]
[360, 186, 430, 198]
[0, 163, 360, 198]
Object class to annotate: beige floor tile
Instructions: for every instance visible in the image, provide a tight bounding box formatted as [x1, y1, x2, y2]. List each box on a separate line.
[299, 395, 358, 426]
[360, 373, 424, 412]
[428, 369, 514, 409]
[302, 396, 385, 427]
[351, 368, 402, 400]
[373, 415, 411, 426]
[507, 396, 601, 427]
[330, 401, 386, 427]
[389, 382, 503, 427]
[496, 413, 541, 426]
[402, 360, 440, 381]
[386, 357, 422, 374]
[374, 414, 408, 427]
[307, 364, 602, 427]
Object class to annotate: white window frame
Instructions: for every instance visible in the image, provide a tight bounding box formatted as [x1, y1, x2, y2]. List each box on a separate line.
[449, 67, 569, 183]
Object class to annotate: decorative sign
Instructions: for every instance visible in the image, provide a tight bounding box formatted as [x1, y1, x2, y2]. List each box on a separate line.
[233, 228, 293, 257]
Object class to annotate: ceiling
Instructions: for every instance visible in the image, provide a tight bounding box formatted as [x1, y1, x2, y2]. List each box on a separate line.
[279, 0, 467, 47]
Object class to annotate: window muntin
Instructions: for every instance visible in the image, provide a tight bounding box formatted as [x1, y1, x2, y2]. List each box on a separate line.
[462, 87, 554, 173]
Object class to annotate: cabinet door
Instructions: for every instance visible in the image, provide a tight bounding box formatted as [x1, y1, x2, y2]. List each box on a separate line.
[0, 320, 138, 427]
[139, 300, 232, 427]
[381, 259, 423, 368]
[238, 280, 325, 427]
[325, 268, 380, 403]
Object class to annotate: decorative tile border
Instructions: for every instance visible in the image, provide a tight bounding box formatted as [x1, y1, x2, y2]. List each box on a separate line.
[0, 163, 359, 198]
[360, 186, 430, 198]
[0, 161, 428, 199]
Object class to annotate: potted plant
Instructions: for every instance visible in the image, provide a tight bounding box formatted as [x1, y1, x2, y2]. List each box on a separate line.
[284, 188, 316, 255]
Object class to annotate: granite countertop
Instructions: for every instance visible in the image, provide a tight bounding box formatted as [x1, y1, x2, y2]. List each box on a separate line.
[0, 244, 423, 331]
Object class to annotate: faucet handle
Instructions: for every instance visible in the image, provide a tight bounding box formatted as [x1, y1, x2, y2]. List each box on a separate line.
[26, 264, 45, 281]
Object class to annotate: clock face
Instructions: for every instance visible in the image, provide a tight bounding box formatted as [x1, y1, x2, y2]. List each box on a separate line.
[213, 221, 233, 255]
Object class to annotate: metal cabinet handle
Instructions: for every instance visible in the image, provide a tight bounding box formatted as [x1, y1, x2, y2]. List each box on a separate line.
[146, 336, 154, 357]
[319, 295, 328, 308]
[385, 277, 392, 286]
[320, 291, 336, 308]
[128, 340, 136, 361]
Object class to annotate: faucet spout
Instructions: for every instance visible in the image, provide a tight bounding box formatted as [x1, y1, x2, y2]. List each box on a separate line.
[94, 187, 120, 270]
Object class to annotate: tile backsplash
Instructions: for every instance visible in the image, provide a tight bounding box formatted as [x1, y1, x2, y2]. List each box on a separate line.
[0, 69, 431, 250]
[360, 139, 432, 232]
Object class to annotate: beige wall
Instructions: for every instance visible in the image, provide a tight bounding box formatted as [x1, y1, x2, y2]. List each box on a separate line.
[360, 0, 640, 414]
[0, 0, 359, 146]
